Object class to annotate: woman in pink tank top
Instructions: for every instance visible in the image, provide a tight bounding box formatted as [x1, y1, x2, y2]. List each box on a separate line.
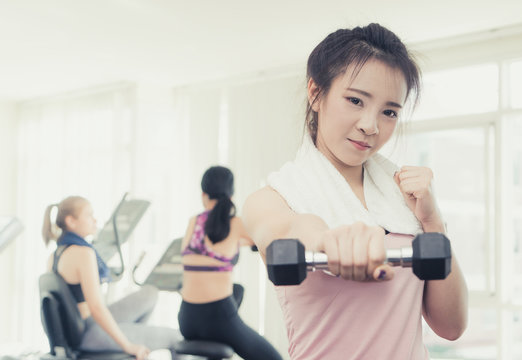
[243, 23, 468, 360]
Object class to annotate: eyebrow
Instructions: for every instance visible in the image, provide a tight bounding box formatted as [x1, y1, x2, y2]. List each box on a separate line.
[347, 88, 403, 109]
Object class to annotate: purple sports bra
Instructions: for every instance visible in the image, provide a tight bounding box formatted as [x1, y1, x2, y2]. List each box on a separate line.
[181, 211, 239, 272]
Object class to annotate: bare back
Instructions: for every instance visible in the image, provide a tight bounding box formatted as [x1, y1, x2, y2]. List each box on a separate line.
[181, 215, 252, 303]
[47, 245, 100, 319]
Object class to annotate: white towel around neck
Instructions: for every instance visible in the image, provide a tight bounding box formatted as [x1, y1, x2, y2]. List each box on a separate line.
[268, 136, 423, 235]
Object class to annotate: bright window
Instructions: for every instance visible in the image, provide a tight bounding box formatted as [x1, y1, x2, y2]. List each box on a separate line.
[414, 64, 499, 120]
[503, 115, 522, 305]
[509, 60, 522, 109]
[403, 127, 493, 293]
[397, 58, 522, 358]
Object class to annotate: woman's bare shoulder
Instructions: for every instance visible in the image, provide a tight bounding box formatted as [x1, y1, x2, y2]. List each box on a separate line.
[246, 185, 278, 199]
[63, 245, 97, 265]
[243, 186, 289, 216]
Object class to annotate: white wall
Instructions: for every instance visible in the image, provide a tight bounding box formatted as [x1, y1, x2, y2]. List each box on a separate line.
[0, 101, 19, 344]
[0, 101, 18, 213]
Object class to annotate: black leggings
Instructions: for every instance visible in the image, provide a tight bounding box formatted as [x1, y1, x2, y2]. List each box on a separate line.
[178, 296, 282, 360]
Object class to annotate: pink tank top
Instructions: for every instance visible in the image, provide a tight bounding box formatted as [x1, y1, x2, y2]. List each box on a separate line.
[275, 233, 429, 360]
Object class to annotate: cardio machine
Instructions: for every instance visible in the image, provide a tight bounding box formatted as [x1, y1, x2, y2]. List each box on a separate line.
[0, 216, 23, 253]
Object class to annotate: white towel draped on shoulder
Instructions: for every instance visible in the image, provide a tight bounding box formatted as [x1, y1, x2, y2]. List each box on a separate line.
[268, 136, 423, 235]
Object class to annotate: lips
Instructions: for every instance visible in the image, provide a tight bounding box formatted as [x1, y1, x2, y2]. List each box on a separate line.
[348, 138, 371, 150]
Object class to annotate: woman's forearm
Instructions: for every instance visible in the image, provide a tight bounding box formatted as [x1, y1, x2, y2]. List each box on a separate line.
[423, 254, 468, 340]
[89, 303, 132, 351]
[421, 221, 468, 340]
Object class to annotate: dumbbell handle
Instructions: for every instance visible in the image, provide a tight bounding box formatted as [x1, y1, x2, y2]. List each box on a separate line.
[305, 247, 413, 272]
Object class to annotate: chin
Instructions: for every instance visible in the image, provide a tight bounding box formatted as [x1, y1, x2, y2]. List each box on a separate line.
[339, 156, 367, 167]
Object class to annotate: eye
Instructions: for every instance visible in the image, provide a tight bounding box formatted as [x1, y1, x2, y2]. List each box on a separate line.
[346, 97, 362, 106]
[383, 109, 398, 118]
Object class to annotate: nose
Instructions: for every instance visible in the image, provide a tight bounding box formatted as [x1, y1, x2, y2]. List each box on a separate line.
[356, 110, 379, 136]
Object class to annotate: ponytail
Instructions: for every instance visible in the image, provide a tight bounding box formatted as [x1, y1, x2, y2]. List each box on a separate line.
[42, 204, 60, 246]
[201, 166, 235, 243]
[205, 196, 236, 244]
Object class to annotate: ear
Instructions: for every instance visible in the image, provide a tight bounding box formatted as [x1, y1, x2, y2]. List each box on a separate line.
[307, 78, 321, 112]
[64, 214, 76, 231]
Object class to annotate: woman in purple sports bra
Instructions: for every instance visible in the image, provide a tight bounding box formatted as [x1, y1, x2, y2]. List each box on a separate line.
[178, 166, 282, 360]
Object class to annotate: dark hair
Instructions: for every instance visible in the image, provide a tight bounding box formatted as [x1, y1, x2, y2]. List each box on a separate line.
[42, 196, 89, 246]
[306, 23, 421, 143]
[201, 166, 236, 244]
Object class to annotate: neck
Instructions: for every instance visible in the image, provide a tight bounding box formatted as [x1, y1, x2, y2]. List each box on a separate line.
[322, 149, 364, 187]
[58, 231, 89, 244]
[316, 145, 367, 208]
[63, 230, 82, 238]
[337, 163, 364, 187]
[315, 134, 364, 187]
[204, 199, 218, 210]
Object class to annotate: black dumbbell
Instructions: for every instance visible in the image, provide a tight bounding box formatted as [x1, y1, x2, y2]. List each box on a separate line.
[266, 232, 451, 285]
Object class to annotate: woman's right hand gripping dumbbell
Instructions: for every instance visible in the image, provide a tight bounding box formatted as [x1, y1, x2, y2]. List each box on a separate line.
[312, 222, 394, 282]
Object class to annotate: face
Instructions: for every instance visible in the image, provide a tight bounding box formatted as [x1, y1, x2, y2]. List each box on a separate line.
[310, 59, 407, 171]
[202, 192, 210, 206]
[66, 202, 97, 238]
